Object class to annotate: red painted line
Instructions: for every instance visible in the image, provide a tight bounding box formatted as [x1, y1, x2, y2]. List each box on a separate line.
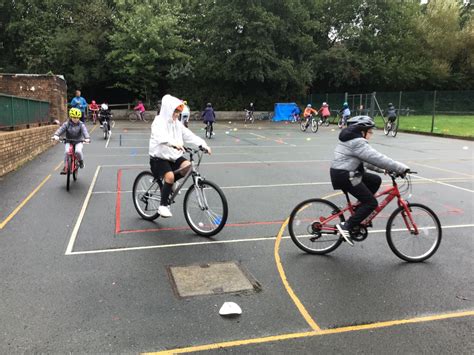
[115, 169, 122, 234]
[118, 219, 286, 235]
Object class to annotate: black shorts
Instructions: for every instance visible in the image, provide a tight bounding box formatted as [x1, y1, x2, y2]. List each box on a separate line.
[150, 156, 187, 180]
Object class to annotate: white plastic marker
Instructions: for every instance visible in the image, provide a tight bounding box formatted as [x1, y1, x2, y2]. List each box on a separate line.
[463, 146, 469, 150]
[306, 137, 311, 141]
[225, 131, 229, 134]
[198, 222, 204, 227]
[219, 302, 242, 316]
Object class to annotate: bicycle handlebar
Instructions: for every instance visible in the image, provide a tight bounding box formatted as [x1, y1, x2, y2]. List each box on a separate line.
[55, 138, 90, 144]
[388, 170, 417, 179]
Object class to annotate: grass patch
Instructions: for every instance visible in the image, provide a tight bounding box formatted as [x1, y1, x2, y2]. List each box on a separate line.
[373, 115, 474, 137]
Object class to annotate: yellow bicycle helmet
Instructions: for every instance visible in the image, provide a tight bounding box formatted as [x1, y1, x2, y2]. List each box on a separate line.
[69, 107, 82, 119]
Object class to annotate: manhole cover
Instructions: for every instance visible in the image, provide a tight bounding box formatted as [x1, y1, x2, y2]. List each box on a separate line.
[168, 261, 260, 298]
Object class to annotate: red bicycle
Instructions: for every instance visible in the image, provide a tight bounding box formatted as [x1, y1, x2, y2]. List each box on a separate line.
[288, 172, 442, 262]
[59, 138, 86, 191]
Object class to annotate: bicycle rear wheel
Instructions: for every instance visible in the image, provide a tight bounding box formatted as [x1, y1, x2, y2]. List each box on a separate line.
[288, 198, 344, 254]
[132, 171, 162, 220]
[311, 118, 318, 133]
[386, 203, 442, 262]
[183, 179, 228, 237]
[103, 123, 108, 140]
[73, 162, 78, 181]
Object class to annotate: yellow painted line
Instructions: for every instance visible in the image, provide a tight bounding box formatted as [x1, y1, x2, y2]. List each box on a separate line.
[274, 217, 321, 331]
[317, 310, 474, 335]
[54, 160, 63, 171]
[143, 310, 474, 354]
[410, 161, 474, 178]
[90, 124, 98, 134]
[0, 174, 51, 230]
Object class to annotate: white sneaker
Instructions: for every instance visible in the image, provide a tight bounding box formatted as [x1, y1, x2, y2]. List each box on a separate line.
[336, 222, 354, 246]
[212, 132, 215, 136]
[172, 181, 181, 195]
[100, 125, 103, 128]
[158, 205, 172, 218]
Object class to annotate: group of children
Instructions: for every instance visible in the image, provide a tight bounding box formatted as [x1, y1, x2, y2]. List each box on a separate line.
[54, 94, 408, 245]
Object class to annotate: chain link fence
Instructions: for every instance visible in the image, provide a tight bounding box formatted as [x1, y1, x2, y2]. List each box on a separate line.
[307, 90, 473, 137]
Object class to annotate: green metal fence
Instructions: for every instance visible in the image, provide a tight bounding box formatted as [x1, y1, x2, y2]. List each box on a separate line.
[0, 94, 50, 129]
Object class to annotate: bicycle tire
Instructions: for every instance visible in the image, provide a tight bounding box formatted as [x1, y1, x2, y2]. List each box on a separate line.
[66, 156, 72, 191]
[386, 203, 442, 262]
[384, 121, 390, 136]
[311, 118, 318, 133]
[103, 124, 108, 140]
[391, 120, 398, 137]
[128, 111, 138, 122]
[300, 120, 307, 132]
[132, 171, 162, 221]
[183, 179, 228, 237]
[324, 118, 330, 127]
[73, 162, 78, 181]
[288, 198, 344, 254]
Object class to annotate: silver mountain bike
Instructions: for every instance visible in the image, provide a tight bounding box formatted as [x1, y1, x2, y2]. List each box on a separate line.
[132, 146, 228, 236]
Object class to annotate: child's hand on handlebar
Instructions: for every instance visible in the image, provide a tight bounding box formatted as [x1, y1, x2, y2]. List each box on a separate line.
[52, 135, 60, 141]
[85, 138, 91, 144]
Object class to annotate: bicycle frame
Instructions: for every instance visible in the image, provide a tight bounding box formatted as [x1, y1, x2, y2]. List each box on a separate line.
[319, 175, 419, 235]
[66, 144, 78, 173]
[162, 148, 207, 207]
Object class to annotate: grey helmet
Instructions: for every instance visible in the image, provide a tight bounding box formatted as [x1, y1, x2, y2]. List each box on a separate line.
[347, 115, 375, 129]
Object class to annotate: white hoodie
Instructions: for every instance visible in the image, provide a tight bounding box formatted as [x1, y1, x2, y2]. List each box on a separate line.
[149, 94, 208, 161]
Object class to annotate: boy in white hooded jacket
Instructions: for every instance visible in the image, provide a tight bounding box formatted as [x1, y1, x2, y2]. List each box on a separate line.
[149, 94, 212, 217]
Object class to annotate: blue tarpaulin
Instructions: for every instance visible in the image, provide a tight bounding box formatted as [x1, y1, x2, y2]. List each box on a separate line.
[272, 102, 300, 121]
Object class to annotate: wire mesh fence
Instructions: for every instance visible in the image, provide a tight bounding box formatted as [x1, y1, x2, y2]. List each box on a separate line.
[308, 90, 473, 137]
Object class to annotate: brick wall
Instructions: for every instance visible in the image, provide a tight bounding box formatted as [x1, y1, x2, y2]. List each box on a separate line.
[0, 125, 58, 177]
[0, 74, 67, 122]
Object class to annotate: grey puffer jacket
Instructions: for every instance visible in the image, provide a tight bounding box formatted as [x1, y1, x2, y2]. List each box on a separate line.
[331, 126, 409, 175]
[54, 120, 90, 140]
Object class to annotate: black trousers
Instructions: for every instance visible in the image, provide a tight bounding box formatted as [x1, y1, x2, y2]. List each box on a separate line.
[344, 172, 382, 229]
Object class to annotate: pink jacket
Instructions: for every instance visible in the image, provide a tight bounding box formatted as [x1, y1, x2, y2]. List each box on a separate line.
[134, 103, 145, 113]
[319, 106, 330, 117]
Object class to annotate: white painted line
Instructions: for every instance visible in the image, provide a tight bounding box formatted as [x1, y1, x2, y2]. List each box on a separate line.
[105, 132, 112, 148]
[100, 159, 331, 168]
[105, 144, 330, 149]
[413, 174, 474, 193]
[66, 223, 474, 255]
[90, 177, 474, 195]
[250, 132, 267, 139]
[65, 165, 101, 255]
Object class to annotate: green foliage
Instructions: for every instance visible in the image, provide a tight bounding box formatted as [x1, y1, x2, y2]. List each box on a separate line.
[0, 0, 472, 108]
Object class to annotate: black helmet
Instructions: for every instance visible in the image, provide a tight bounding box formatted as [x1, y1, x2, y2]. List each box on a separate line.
[347, 115, 375, 129]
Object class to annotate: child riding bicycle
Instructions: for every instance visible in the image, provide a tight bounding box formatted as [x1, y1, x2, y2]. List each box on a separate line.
[149, 94, 212, 218]
[317, 102, 330, 124]
[338, 102, 351, 127]
[303, 104, 318, 128]
[133, 100, 146, 121]
[386, 103, 397, 123]
[202, 102, 216, 136]
[329, 115, 409, 245]
[53, 108, 91, 173]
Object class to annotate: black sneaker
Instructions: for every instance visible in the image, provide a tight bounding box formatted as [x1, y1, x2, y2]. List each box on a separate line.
[79, 160, 84, 169]
[336, 222, 354, 246]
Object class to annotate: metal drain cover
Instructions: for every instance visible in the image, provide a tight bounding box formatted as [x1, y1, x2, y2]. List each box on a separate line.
[168, 261, 259, 298]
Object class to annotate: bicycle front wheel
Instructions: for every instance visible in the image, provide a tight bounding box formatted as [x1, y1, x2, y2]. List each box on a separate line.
[311, 119, 318, 133]
[183, 179, 228, 237]
[391, 120, 398, 137]
[386, 203, 442, 262]
[66, 156, 72, 191]
[132, 171, 161, 221]
[288, 198, 344, 254]
[128, 112, 137, 122]
[300, 121, 307, 132]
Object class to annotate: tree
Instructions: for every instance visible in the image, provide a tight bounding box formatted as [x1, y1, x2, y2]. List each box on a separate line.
[106, 1, 190, 103]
